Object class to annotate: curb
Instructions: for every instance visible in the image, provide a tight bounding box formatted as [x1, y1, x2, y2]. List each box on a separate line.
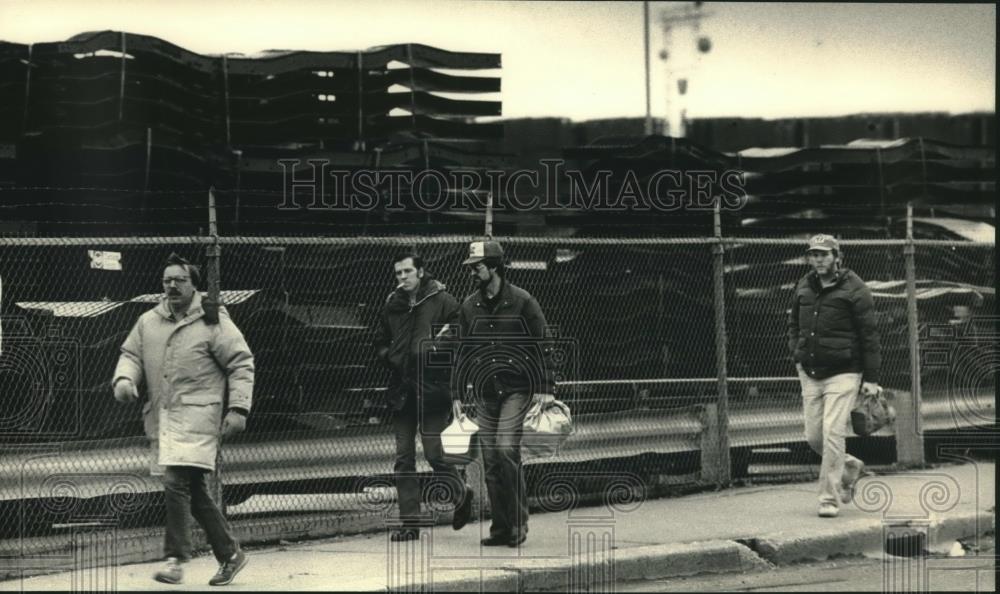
[932, 510, 995, 546]
[610, 540, 774, 581]
[388, 512, 995, 592]
[389, 540, 773, 592]
[745, 511, 994, 565]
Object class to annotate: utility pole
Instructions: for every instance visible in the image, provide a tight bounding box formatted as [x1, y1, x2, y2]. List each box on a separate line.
[658, 2, 713, 138]
[644, 1, 653, 136]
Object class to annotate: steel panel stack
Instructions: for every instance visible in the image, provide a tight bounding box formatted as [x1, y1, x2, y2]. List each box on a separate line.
[0, 31, 504, 235]
[556, 135, 994, 236]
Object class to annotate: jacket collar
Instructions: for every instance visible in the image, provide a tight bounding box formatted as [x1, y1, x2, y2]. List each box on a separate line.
[155, 291, 205, 323]
[477, 278, 510, 305]
[386, 278, 445, 312]
[808, 267, 849, 292]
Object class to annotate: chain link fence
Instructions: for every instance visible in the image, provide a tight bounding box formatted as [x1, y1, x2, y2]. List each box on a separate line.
[0, 232, 994, 559]
[724, 239, 994, 474]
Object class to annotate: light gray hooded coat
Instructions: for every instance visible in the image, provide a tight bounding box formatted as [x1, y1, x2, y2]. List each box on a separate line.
[114, 292, 254, 474]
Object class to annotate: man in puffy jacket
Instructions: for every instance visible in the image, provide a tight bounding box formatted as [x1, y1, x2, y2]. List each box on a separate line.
[112, 253, 254, 586]
[454, 240, 555, 548]
[788, 234, 882, 518]
[375, 251, 473, 542]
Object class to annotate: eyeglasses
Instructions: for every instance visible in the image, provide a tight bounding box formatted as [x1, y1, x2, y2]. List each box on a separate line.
[162, 276, 191, 285]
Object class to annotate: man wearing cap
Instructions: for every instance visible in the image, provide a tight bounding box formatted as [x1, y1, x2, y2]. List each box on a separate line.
[454, 240, 554, 548]
[374, 251, 473, 542]
[788, 234, 882, 518]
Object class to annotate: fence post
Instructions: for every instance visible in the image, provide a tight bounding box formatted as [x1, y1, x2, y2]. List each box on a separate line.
[485, 191, 494, 238]
[897, 203, 925, 465]
[356, 51, 365, 151]
[206, 187, 226, 509]
[21, 44, 32, 133]
[703, 199, 731, 486]
[233, 149, 242, 235]
[222, 55, 231, 148]
[141, 127, 151, 215]
[118, 32, 127, 121]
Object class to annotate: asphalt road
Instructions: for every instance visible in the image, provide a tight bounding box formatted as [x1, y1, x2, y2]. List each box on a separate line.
[616, 536, 996, 592]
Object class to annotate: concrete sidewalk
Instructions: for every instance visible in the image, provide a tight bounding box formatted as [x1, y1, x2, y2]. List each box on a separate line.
[2, 461, 993, 592]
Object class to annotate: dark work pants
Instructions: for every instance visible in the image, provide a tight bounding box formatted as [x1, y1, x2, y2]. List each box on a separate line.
[392, 396, 464, 527]
[477, 391, 531, 539]
[162, 465, 238, 563]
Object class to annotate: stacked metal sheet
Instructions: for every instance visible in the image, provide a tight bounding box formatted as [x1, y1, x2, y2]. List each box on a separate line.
[557, 135, 994, 236]
[734, 138, 994, 221]
[1, 31, 501, 145]
[0, 31, 505, 234]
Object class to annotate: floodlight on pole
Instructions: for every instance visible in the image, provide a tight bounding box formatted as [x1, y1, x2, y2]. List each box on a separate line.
[644, 1, 653, 136]
[659, 1, 713, 138]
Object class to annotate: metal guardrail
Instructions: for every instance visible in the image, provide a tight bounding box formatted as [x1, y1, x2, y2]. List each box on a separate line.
[3, 390, 992, 505]
[727, 392, 996, 448]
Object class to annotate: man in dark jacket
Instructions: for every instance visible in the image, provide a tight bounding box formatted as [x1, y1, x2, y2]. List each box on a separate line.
[788, 234, 882, 518]
[375, 251, 473, 541]
[453, 240, 554, 548]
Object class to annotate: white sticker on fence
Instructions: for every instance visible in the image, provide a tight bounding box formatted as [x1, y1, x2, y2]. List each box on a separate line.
[88, 250, 122, 271]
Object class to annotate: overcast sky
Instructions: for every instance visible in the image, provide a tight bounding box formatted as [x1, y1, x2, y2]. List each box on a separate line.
[0, 1, 994, 122]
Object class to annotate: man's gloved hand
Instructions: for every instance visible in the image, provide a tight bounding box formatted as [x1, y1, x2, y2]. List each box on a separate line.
[861, 382, 882, 397]
[113, 378, 139, 403]
[221, 411, 247, 438]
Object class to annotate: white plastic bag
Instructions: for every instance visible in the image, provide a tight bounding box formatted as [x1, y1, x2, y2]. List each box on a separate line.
[441, 414, 479, 465]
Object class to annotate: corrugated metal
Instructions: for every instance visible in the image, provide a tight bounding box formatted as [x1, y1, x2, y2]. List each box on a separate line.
[14, 290, 261, 318]
[129, 289, 260, 305]
[0, 31, 501, 143]
[14, 301, 125, 318]
[911, 218, 996, 243]
[556, 135, 994, 234]
[1, 391, 989, 502]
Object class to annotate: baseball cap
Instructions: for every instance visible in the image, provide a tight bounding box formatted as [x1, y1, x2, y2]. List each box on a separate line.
[806, 234, 839, 252]
[462, 240, 504, 266]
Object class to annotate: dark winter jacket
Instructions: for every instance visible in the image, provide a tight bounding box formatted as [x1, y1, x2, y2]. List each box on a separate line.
[375, 278, 459, 411]
[455, 280, 555, 398]
[787, 267, 882, 383]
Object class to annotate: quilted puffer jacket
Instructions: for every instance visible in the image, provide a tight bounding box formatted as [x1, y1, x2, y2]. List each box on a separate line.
[787, 267, 882, 383]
